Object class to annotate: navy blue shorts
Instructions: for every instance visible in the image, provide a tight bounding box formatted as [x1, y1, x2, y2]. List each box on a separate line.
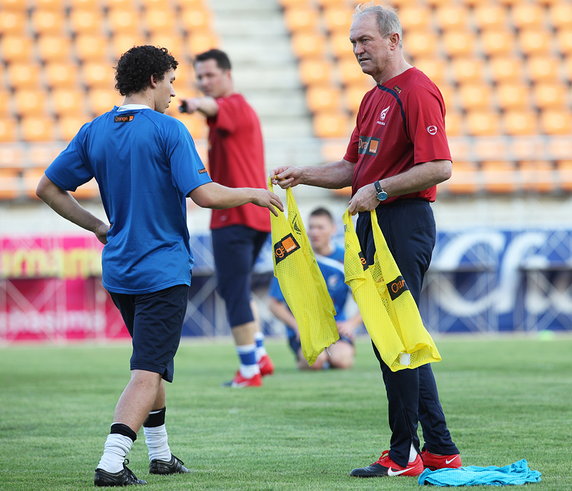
[211, 225, 268, 327]
[109, 284, 189, 383]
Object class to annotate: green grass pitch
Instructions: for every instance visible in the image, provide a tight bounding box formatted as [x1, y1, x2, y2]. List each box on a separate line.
[0, 335, 570, 490]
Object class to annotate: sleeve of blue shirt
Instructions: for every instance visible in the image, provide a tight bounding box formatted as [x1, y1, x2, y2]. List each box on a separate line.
[167, 119, 211, 196]
[45, 124, 93, 192]
[268, 276, 285, 302]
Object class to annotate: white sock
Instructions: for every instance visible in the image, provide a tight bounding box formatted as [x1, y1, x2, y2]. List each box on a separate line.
[236, 344, 260, 378]
[254, 332, 267, 361]
[408, 443, 418, 463]
[97, 433, 134, 473]
[144, 424, 171, 462]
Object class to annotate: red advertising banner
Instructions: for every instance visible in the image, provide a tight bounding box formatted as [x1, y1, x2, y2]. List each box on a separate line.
[0, 236, 128, 342]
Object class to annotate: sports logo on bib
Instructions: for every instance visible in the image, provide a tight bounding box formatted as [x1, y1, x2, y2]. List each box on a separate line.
[387, 275, 408, 300]
[274, 234, 300, 264]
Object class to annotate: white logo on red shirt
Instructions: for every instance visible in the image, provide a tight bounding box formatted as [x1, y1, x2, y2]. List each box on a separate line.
[377, 106, 391, 125]
[427, 125, 438, 135]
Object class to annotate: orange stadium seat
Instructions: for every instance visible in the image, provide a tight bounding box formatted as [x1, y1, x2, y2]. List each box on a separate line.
[58, 115, 89, 141]
[465, 110, 501, 136]
[450, 57, 485, 85]
[399, 6, 431, 32]
[27, 143, 62, 168]
[315, 0, 353, 7]
[313, 111, 349, 138]
[179, 7, 213, 33]
[519, 160, 555, 193]
[345, 85, 369, 114]
[0, 10, 26, 35]
[481, 161, 518, 194]
[75, 34, 108, 62]
[23, 168, 46, 199]
[13, 89, 49, 117]
[415, 57, 447, 86]
[0, 118, 18, 142]
[20, 116, 56, 142]
[30, 9, 66, 35]
[323, 7, 352, 34]
[480, 29, 515, 57]
[473, 4, 508, 31]
[518, 28, 552, 57]
[110, 34, 145, 60]
[284, 6, 319, 33]
[148, 33, 186, 62]
[329, 32, 355, 61]
[488, 56, 525, 84]
[502, 110, 538, 136]
[6, 64, 42, 90]
[525, 56, 560, 84]
[306, 85, 342, 113]
[69, 8, 105, 35]
[1, 35, 35, 62]
[106, 0, 138, 8]
[439, 84, 456, 111]
[1, 0, 28, 10]
[540, 109, 572, 135]
[442, 30, 477, 58]
[81, 61, 116, 89]
[495, 82, 531, 111]
[533, 82, 568, 111]
[445, 110, 463, 137]
[0, 168, 21, 200]
[298, 58, 334, 87]
[404, 30, 439, 58]
[143, 8, 177, 36]
[556, 29, 572, 55]
[564, 55, 572, 83]
[107, 8, 141, 35]
[291, 32, 327, 60]
[548, 3, 572, 30]
[511, 3, 546, 30]
[37, 35, 74, 63]
[434, 5, 470, 31]
[44, 62, 80, 90]
[72, 0, 102, 8]
[556, 161, 572, 192]
[0, 145, 24, 170]
[87, 88, 121, 116]
[338, 59, 372, 87]
[35, 0, 65, 9]
[444, 161, 480, 195]
[188, 32, 219, 56]
[51, 89, 86, 117]
[0, 92, 12, 116]
[71, 178, 100, 200]
[458, 82, 494, 111]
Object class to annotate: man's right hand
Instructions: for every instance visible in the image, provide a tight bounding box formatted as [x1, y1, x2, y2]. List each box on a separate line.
[271, 166, 304, 189]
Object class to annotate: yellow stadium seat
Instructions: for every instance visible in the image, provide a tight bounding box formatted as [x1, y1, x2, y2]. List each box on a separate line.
[450, 57, 485, 85]
[540, 109, 572, 135]
[404, 30, 439, 58]
[0, 118, 18, 142]
[13, 89, 49, 117]
[465, 110, 501, 136]
[481, 161, 518, 194]
[502, 110, 538, 136]
[6, 63, 42, 90]
[525, 56, 560, 84]
[69, 8, 105, 35]
[518, 28, 552, 57]
[511, 3, 545, 30]
[548, 3, 572, 30]
[44, 62, 80, 90]
[480, 29, 515, 57]
[458, 82, 494, 111]
[488, 56, 525, 84]
[284, 6, 319, 33]
[306, 85, 342, 113]
[519, 160, 555, 193]
[0, 10, 26, 35]
[51, 89, 86, 117]
[313, 111, 349, 138]
[323, 7, 352, 34]
[81, 61, 116, 89]
[75, 34, 108, 62]
[30, 9, 66, 35]
[442, 30, 477, 58]
[1, 35, 34, 62]
[291, 32, 328, 60]
[495, 82, 531, 111]
[399, 6, 431, 32]
[434, 5, 470, 31]
[0, 168, 21, 200]
[533, 82, 567, 111]
[37, 35, 74, 63]
[20, 116, 56, 142]
[473, 4, 508, 30]
[298, 58, 334, 87]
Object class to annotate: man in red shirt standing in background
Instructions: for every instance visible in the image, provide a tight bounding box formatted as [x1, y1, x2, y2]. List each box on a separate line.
[273, 5, 462, 479]
[180, 49, 274, 387]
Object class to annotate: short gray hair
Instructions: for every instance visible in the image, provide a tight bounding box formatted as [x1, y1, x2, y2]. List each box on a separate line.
[354, 4, 403, 45]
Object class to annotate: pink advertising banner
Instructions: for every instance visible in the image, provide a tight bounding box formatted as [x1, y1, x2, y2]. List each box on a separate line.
[0, 236, 128, 342]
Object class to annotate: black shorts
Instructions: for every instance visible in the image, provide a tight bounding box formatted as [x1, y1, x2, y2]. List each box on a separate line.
[109, 284, 189, 382]
[211, 225, 268, 327]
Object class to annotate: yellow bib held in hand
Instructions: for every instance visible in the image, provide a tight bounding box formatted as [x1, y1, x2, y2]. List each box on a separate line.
[269, 180, 339, 365]
[343, 210, 441, 371]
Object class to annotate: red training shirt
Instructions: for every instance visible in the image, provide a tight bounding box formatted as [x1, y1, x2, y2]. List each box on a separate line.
[344, 67, 451, 203]
[207, 93, 270, 232]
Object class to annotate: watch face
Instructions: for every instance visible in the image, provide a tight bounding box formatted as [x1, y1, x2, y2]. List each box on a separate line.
[377, 190, 388, 201]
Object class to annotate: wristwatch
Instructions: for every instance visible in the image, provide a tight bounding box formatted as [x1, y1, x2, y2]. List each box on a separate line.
[374, 180, 388, 201]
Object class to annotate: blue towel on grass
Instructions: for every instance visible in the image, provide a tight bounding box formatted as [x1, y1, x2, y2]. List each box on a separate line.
[418, 459, 541, 486]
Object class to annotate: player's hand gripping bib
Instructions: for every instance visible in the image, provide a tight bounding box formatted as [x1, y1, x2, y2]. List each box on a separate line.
[269, 180, 339, 365]
[343, 210, 441, 371]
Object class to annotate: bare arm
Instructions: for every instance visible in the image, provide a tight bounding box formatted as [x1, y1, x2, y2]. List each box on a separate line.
[272, 159, 355, 189]
[36, 174, 109, 244]
[348, 159, 452, 215]
[269, 297, 299, 335]
[180, 96, 219, 118]
[336, 311, 362, 338]
[189, 182, 283, 216]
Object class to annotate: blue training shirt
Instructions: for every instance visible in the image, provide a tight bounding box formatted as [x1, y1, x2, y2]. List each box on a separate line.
[45, 106, 212, 294]
[269, 245, 349, 337]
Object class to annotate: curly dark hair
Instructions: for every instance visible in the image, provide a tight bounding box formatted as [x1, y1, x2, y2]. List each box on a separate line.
[115, 45, 178, 96]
